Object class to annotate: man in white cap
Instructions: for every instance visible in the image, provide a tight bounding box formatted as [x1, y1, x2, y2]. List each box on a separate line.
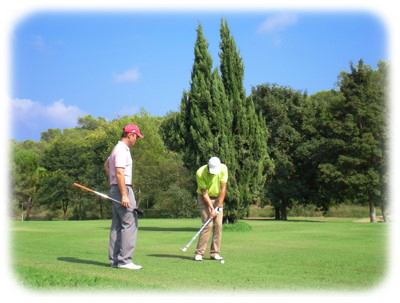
[104, 124, 144, 269]
[194, 157, 228, 261]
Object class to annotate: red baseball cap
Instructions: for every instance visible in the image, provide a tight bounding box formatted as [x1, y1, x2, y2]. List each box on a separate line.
[124, 124, 144, 138]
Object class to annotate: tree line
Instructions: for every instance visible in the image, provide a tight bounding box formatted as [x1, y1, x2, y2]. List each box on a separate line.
[10, 19, 388, 223]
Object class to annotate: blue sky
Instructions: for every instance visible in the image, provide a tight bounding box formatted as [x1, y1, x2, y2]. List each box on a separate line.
[11, 11, 387, 141]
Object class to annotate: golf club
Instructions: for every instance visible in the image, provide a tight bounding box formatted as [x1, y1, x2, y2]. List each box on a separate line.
[180, 207, 222, 252]
[73, 183, 144, 215]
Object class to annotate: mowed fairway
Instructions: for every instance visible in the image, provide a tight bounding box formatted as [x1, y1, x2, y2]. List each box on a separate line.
[10, 218, 387, 292]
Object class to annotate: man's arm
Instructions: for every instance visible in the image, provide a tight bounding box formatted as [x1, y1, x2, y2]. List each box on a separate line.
[217, 183, 227, 208]
[116, 167, 130, 208]
[201, 189, 217, 218]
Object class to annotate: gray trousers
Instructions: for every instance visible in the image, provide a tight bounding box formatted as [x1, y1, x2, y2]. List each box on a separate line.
[108, 185, 138, 265]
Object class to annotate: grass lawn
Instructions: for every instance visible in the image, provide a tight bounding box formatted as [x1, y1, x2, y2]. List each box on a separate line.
[10, 218, 388, 293]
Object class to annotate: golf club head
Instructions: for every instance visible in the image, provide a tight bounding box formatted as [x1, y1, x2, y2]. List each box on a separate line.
[180, 247, 187, 252]
[134, 208, 145, 216]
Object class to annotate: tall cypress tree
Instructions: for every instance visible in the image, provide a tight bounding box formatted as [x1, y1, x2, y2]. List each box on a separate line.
[178, 24, 216, 173]
[219, 19, 274, 221]
[171, 21, 273, 223]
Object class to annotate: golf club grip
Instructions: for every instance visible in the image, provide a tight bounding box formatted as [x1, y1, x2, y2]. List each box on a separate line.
[73, 183, 94, 193]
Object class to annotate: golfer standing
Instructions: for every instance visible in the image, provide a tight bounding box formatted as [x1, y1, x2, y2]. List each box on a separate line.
[104, 124, 144, 270]
[194, 157, 228, 261]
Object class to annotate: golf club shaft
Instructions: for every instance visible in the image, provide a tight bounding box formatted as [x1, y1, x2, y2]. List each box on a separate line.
[73, 183, 145, 216]
[182, 217, 213, 251]
[73, 183, 121, 203]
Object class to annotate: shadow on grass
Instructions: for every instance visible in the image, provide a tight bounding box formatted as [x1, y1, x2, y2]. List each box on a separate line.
[57, 257, 109, 267]
[98, 227, 199, 232]
[244, 218, 325, 223]
[139, 227, 198, 232]
[147, 254, 195, 261]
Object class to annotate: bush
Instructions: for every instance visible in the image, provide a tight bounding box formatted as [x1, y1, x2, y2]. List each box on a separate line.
[141, 209, 175, 218]
[153, 184, 199, 218]
[325, 204, 382, 218]
[248, 203, 382, 218]
[288, 204, 324, 217]
[248, 205, 274, 217]
[222, 220, 252, 232]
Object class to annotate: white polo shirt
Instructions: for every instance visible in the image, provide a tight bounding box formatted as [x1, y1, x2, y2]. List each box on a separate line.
[108, 141, 133, 185]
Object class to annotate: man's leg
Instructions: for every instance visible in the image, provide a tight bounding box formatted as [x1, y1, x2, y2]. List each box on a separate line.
[114, 186, 138, 265]
[195, 195, 213, 256]
[109, 202, 122, 265]
[210, 199, 223, 257]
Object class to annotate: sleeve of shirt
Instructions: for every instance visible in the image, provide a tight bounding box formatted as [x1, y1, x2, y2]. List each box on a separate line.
[114, 147, 127, 168]
[220, 165, 228, 183]
[196, 169, 207, 190]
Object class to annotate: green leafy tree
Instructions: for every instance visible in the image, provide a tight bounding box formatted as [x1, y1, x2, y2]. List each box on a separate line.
[219, 19, 273, 222]
[251, 84, 306, 220]
[78, 115, 107, 130]
[312, 60, 388, 222]
[41, 128, 63, 142]
[177, 24, 216, 172]
[41, 129, 94, 219]
[320, 60, 386, 222]
[39, 169, 75, 220]
[296, 90, 344, 212]
[97, 110, 194, 214]
[11, 145, 46, 220]
[164, 21, 273, 223]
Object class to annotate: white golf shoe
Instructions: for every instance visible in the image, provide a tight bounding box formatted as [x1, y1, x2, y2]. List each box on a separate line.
[211, 254, 224, 261]
[194, 254, 203, 261]
[118, 262, 142, 270]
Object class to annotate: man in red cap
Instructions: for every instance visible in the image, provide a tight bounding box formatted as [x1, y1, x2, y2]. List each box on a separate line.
[104, 124, 144, 270]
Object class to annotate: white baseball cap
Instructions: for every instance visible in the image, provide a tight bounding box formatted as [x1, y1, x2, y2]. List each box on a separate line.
[208, 157, 221, 174]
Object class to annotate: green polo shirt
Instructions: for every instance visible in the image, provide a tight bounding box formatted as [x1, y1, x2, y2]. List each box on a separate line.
[196, 164, 228, 197]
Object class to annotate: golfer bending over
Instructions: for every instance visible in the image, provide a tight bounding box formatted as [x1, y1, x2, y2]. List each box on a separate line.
[104, 124, 144, 270]
[194, 157, 228, 261]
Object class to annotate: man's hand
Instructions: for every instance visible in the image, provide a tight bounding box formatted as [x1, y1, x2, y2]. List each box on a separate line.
[121, 195, 130, 208]
[209, 206, 216, 218]
[215, 206, 223, 214]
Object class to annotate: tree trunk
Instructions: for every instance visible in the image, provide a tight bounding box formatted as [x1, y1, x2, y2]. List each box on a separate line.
[274, 206, 281, 220]
[137, 187, 141, 208]
[369, 200, 376, 223]
[63, 202, 68, 220]
[99, 198, 104, 219]
[223, 214, 237, 224]
[381, 202, 386, 223]
[25, 197, 33, 221]
[281, 203, 288, 221]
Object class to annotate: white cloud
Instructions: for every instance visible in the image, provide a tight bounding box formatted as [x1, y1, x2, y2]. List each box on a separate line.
[45, 100, 83, 125]
[114, 67, 140, 83]
[258, 13, 298, 33]
[12, 98, 83, 129]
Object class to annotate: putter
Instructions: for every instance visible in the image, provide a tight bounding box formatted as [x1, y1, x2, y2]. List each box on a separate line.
[180, 207, 222, 252]
[73, 183, 144, 215]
